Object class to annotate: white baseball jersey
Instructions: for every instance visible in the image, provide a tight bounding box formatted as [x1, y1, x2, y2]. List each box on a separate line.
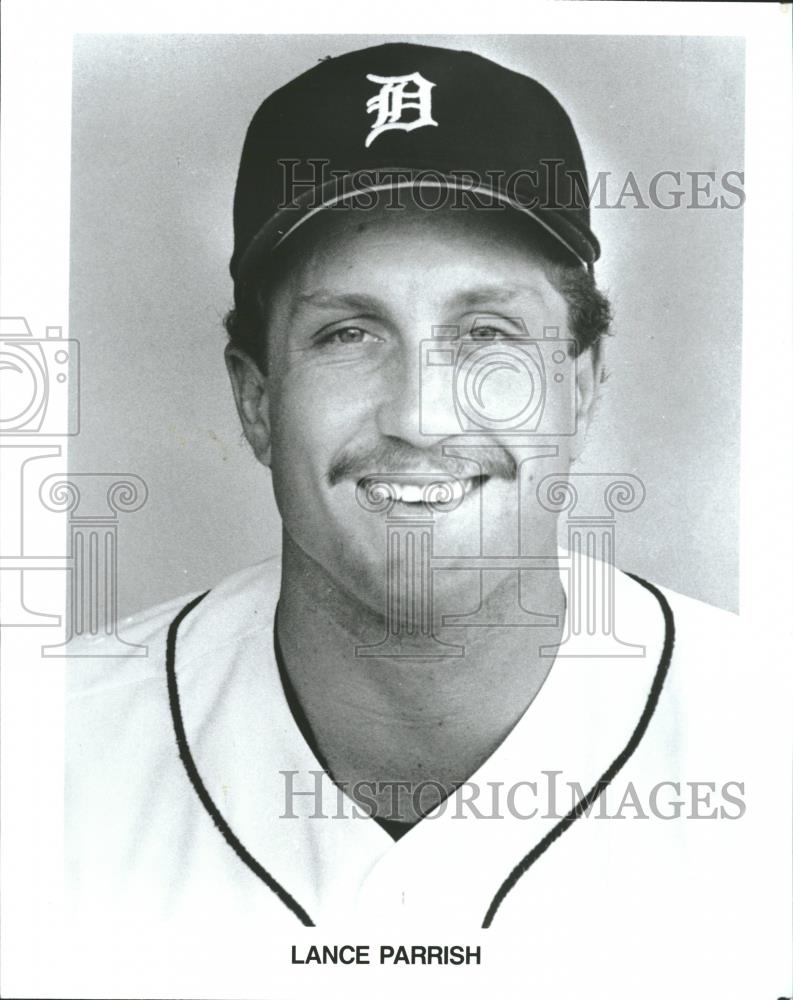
[64, 554, 789, 999]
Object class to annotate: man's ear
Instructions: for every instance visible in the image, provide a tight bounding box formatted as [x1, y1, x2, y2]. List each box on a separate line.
[571, 342, 603, 461]
[224, 343, 272, 467]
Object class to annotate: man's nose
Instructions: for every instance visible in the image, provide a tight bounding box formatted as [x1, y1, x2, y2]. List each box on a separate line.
[374, 338, 461, 447]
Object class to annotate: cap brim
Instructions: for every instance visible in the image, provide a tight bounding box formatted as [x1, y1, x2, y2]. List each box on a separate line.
[233, 171, 599, 293]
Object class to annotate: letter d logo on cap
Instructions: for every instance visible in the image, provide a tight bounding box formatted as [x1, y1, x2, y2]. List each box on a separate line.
[364, 72, 438, 148]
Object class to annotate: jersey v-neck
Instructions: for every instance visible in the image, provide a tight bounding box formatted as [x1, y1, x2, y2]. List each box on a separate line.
[273, 605, 416, 841]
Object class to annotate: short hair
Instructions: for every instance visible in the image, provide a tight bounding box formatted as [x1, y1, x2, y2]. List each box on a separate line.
[224, 216, 612, 372]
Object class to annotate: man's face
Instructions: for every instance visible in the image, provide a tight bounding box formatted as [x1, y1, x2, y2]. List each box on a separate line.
[229, 202, 598, 619]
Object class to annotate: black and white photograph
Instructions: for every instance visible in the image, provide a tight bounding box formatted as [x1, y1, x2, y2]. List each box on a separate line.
[1, 3, 791, 999]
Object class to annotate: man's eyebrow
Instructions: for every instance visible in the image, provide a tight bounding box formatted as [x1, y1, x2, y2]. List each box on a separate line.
[449, 284, 550, 310]
[287, 283, 550, 321]
[289, 290, 385, 320]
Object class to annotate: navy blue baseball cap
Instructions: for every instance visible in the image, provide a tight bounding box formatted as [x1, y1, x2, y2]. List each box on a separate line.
[231, 42, 600, 300]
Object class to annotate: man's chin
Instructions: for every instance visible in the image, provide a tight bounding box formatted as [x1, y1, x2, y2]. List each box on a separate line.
[333, 545, 488, 629]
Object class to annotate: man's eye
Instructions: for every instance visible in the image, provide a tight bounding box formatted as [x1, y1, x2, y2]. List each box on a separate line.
[320, 327, 380, 346]
[468, 325, 510, 340]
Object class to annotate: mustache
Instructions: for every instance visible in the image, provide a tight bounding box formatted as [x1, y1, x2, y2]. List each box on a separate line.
[327, 439, 517, 486]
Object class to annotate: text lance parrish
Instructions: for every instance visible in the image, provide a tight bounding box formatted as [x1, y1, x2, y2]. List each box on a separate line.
[292, 944, 482, 966]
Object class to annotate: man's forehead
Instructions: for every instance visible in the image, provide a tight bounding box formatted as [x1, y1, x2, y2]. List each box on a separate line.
[255, 207, 569, 331]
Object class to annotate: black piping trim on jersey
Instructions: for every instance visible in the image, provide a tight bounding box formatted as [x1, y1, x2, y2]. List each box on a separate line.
[481, 571, 676, 928]
[165, 590, 315, 927]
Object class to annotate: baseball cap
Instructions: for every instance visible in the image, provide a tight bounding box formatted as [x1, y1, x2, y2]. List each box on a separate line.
[231, 42, 600, 300]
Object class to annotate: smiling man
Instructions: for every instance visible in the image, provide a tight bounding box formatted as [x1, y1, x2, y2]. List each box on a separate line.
[224, 195, 604, 827]
[220, 42, 618, 830]
[65, 40, 783, 995]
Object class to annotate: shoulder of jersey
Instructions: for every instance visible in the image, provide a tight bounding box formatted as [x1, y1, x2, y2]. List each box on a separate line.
[644, 575, 742, 699]
[652, 577, 739, 639]
[66, 555, 282, 700]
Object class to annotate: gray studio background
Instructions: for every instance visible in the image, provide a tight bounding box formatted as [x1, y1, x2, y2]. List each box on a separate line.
[70, 33, 744, 617]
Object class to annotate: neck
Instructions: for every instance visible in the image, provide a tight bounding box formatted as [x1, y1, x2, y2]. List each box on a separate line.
[276, 530, 565, 820]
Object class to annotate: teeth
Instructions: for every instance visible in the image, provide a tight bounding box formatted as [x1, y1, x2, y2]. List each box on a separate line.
[386, 477, 480, 504]
[395, 484, 426, 504]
